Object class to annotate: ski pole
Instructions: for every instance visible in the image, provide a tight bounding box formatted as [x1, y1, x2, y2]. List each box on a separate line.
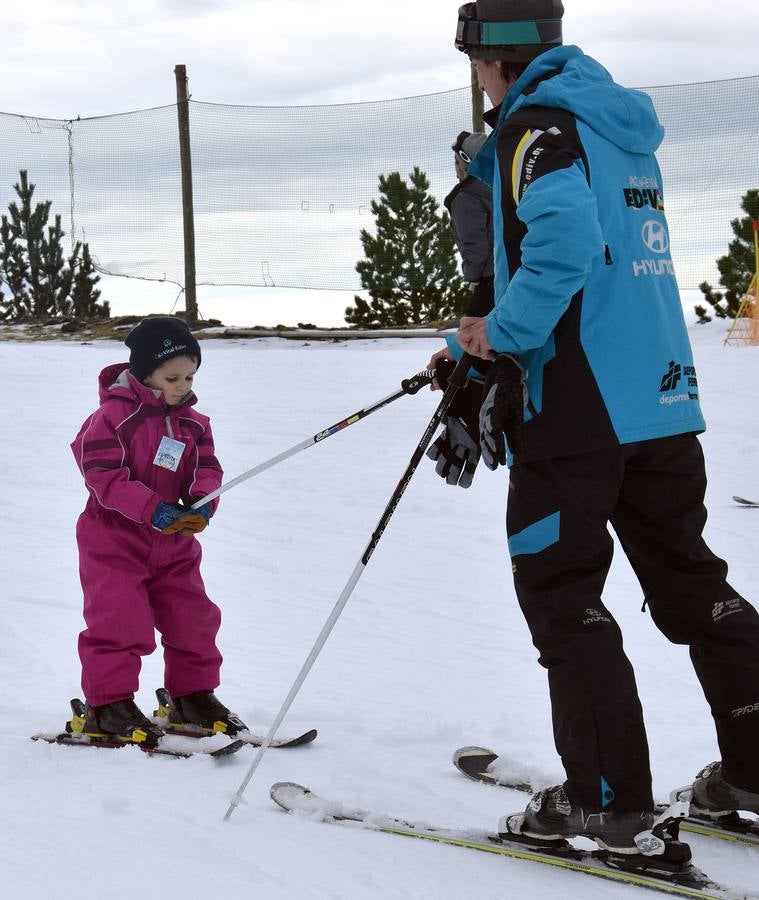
[224, 353, 474, 820]
[192, 369, 434, 509]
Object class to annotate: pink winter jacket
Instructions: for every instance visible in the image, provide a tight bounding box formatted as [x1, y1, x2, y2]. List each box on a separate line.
[71, 362, 223, 525]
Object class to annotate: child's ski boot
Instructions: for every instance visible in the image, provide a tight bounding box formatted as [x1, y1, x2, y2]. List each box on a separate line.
[72, 698, 164, 746]
[153, 688, 248, 737]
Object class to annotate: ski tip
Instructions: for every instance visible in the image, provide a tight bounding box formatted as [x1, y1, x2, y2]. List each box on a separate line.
[452, 746, 500, 779]
[209, 738, 245, 758]
[452, 745, 498, 764]
[275, 728, 317, 747]
[238, 727, 318, 748]
[270, 781, 313, 812]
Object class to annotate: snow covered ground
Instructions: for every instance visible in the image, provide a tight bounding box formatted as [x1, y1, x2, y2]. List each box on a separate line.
[2, 324, 758, 899]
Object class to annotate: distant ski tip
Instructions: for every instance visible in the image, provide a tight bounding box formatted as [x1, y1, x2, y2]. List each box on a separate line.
[270, 782, 316, 812]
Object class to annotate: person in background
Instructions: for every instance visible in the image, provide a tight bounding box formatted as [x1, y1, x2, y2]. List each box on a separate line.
[71, 316, 248, 745]
[445, 130, 494, 318]
[425, 0, 759, 868]
[426, 131, 495, 488]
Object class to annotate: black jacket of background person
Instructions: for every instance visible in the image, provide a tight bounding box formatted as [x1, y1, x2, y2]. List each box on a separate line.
[444, 175, 494, 286]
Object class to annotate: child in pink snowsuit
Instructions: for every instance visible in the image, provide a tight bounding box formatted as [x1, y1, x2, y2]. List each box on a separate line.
[71, 316, 247, 743]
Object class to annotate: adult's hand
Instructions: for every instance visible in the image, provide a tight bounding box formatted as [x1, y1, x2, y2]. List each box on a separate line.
[457, 318, 495, 361]
[426, 346, 454, 390]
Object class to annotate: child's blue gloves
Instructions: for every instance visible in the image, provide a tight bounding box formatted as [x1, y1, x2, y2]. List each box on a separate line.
[152, 500, 210, 535]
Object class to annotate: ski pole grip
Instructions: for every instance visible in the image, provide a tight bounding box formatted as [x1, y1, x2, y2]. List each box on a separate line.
[400, 370, 434, 395]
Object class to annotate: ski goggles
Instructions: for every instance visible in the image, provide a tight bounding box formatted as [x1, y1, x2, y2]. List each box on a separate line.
[452, 132, 473, 165]
[455, 2, 563, 57]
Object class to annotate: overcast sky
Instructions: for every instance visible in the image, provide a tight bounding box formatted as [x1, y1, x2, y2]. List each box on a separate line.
[5, 0, 759, 119]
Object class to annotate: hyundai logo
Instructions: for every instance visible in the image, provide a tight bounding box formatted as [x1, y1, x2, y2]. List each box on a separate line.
[642, 220, 669, 254]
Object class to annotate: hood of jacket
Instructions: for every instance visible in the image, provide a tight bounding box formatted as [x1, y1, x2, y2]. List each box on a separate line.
[97, 362, 197, 411]
[471, 46, 664, 187]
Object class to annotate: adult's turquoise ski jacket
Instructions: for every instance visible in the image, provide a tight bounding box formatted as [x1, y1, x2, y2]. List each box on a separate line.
[455, 45, 705, 462]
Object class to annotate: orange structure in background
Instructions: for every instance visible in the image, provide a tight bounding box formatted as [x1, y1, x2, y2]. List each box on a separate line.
[724, 219, 759, 346]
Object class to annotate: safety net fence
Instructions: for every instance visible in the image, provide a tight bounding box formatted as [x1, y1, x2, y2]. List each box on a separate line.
[1, 75, 757, 297]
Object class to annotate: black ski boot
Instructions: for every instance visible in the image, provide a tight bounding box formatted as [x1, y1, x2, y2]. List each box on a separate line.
[82, 699, 164, 746]
[159, 689, 248, 737]
[502, 784, 657, 853]
[500, 784, 696, 881]
[498, 784, 704, 887]
[690, 761, 759, 817]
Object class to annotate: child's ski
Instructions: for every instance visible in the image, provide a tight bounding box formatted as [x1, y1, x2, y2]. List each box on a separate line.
[157, 723, 318, 749]
[31, 696, 244, 759]
[733, 496, 759, 508]
[31, 732, 243, 758]
[152, 688, 317, 748]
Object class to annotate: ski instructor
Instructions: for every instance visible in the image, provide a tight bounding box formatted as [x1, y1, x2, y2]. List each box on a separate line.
[426, 0, 759, 865]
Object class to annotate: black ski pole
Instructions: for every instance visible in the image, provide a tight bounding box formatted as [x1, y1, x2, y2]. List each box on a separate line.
[224, 353, 474, 819]
[192, 369, 434, 508]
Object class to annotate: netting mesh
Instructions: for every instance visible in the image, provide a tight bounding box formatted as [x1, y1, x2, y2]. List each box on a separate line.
[1, 75, 757, 294]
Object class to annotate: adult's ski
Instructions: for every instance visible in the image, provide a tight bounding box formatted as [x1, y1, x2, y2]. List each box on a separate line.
[152, 688, 317, 748]
[452, 746, 759, 848]
[733, 496, 759, 508]
[270, 782, 747, 900]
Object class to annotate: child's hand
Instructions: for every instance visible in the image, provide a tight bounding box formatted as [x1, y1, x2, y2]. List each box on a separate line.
[152, 501, 208, 536]
[178, 498, 211, 534]
[185, 498, 211, 520]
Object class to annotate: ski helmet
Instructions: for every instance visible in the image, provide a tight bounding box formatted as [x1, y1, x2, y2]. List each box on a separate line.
[455, 0, 564, 62]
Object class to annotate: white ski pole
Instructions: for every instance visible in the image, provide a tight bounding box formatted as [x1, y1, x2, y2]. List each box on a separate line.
[191, 370, 433, 509]
[224, 353, 474, 820]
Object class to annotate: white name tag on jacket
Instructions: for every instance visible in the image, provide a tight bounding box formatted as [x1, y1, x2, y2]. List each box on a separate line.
[153, 436, 186, 471]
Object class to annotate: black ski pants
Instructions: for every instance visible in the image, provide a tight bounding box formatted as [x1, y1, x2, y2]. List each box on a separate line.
[507, 432, 759, 812]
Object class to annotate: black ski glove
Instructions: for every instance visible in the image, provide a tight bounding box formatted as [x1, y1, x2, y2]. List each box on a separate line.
[479, 353, 527, 468]
[426, 360, 484, 488]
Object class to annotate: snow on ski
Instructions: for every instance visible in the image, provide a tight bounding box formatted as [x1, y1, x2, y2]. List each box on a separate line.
[31, 731, 243, 759]
[269, 781, 752, 900]
[157, 724, 318, 748]
[151, 689, 317, 748]
[30, 695, 247, 759]
[452, 747, 759, 848]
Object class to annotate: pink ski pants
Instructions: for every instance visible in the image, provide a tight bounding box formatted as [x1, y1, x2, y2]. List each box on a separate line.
[76, 509, 222, 707]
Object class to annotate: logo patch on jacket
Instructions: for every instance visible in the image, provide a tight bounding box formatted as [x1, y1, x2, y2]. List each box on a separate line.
[659, 361, 698, 393]
[511, 127, 562, 201]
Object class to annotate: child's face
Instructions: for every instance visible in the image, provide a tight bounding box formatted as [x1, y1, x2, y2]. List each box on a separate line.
[144, 355, 198, 407]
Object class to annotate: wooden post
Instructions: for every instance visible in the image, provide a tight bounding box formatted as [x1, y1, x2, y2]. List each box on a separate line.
[470, 61, 484, 133]
[174, 64, 198, 325]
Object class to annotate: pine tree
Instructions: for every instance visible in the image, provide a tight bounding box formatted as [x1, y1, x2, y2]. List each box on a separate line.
[0, 170, 50, 318]
[70, 242, 108, 319]
[39, 215, 74, 316]
[345, 168, 467, 327]
[0, 213, 31, 319]
[0, 169, 109, 321]
[695, 189, 759, 323]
